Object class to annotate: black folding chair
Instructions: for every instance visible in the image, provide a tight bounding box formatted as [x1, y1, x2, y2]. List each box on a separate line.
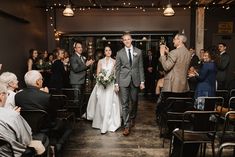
[159, 97, 194, 147]
[169, 111, 220, 157]
[217, 142, 235, 157]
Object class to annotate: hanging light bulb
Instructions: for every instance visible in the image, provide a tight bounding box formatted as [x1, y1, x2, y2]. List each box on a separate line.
[163, 3, 175, 16]
[63, 0, 74, 17]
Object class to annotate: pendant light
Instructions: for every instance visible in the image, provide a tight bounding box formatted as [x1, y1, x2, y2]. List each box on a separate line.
[163, 0, 175, 16]
[63, 0, 74, 17]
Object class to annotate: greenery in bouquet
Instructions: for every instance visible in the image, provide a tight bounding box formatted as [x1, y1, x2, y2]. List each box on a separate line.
[96, 69, 115, 88]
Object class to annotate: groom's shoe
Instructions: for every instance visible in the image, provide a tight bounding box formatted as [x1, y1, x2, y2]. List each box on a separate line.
[123, 128, 130, 136]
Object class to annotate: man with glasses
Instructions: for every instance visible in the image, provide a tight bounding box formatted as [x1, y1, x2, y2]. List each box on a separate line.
[15, 70, 50, 114]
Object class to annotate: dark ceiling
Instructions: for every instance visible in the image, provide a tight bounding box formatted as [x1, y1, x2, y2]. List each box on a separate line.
[42, 0, 235, 9]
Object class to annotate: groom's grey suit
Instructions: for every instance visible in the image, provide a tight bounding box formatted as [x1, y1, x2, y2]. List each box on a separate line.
[115, 47, 145, 128]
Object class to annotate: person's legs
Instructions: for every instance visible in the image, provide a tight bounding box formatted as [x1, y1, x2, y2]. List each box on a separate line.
[130, 82, 139, 121]
[119, 86, 131, 129]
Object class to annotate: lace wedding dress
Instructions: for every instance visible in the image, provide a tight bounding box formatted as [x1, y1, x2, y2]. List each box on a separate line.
[86, 57, 121, 133]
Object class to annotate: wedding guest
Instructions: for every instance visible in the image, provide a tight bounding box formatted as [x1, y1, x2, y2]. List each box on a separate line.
[27, 49, 38, 71]
[0, 72, 19, 109]
[0, 82, 45, 157]
[63, 51, 71, 88]
[15, 70, 53, 128]
[49, 49, 66, 92]
[115, 32, 145, 136]
[216, 43, 230, 90]
[86, 46, 121, 134]
[70, 42, 94, 108]
[189, 50, 217, 103]
[144, 49, 157, 96]
[159, 33, 191, 95]
[188, 47, 200, 91]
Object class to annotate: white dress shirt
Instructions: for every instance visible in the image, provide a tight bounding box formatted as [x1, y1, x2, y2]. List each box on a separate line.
[125, 45, 134, 61]
[5, 90, 16, 109]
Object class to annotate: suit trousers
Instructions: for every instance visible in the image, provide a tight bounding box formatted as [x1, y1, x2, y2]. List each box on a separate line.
[119, 81, 139, 128]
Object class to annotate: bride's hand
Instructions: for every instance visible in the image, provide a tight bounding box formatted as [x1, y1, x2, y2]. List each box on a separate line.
[114, 84, 119, 93]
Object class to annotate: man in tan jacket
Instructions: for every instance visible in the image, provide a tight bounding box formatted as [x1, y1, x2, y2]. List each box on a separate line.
[159, 33, 191, 93]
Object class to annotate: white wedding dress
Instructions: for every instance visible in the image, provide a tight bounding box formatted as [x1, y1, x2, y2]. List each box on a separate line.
[86, 57, 121, 133]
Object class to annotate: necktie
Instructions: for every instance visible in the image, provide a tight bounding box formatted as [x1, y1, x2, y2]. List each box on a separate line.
[128, 49, 132, 66]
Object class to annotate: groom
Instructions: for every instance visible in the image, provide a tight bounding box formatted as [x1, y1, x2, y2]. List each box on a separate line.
[115, 32, 145, 136]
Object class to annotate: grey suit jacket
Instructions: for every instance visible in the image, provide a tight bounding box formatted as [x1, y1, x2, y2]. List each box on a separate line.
[159, 46, 191, 93]
[115, 47, 145, 87]
[69, 53, 88, 85]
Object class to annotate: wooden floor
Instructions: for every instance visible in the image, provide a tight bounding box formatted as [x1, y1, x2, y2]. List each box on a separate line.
[62, 95, 233, 157]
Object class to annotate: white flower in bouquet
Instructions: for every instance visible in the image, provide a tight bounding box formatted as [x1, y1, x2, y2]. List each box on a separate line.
[96, 69, 115, 88]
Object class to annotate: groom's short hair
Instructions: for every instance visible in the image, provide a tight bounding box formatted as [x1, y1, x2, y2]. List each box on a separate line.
[122, 32, 132, 39]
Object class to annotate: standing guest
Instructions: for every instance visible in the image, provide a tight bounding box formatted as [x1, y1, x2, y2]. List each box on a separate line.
[115, 32, 145, 136]
[70, 42, 94, 106]
[0, 83, 45, 157]
[0, 72, 19, 109]
[144, 49, 157, 96]
[199, 49, 205, 61]
[189, 50, 217, 105]
[156, 33, 191, 126]
[159, 33, 191, 95]
[27, 49, 38, 71]
[188, 47, 200, 91]
[86, 46, 121, 134]
[216, 43, 230, 90]
[0, 64, 2, 71]
[63, 51, 71, 88]
[49, 49, 66, 92]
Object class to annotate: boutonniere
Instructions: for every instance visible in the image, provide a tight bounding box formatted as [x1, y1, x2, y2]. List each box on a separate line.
[133, 52, 138, 57]
[83, 56, 86, 60]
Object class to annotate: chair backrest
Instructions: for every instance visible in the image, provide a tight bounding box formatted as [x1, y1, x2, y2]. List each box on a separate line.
[51, 94, 67, 110]
[228, 97, 235, 110]
[0, 137, 15, 157]
[230, 89, 235, 98]
[166, 97, 194, 112]
[197, 96, 224, 111]
[20, 109, 48, 133]
[181, 111, 220, 139]
[217, 142, 235, 157]
[61, 88, 80, 101]
[216, 90, 229, 106]
[221, 111, 235, 143]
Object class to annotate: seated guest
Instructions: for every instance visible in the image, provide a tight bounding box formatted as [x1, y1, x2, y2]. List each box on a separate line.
[15, 70, 54, 129]
[15, 70, 50, 112]
[0, 72, 19, 109]
[0, 83, 45, 157]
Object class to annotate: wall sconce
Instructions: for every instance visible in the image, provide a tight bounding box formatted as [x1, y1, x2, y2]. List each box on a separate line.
[63, 0, 74, 17]
[163, 3, 175, 16]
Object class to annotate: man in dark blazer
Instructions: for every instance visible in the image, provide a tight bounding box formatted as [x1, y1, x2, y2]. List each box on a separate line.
[144, 49, 157, 96]
[15, 70, 50, 112]
[15, 70, 53, 129]
[69, 42, 94, 106]
[216, 43, 230, 90]
[115, 32, 145, 136]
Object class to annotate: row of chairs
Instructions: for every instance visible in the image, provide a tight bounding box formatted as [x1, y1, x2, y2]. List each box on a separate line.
[157, 93, 235, 157]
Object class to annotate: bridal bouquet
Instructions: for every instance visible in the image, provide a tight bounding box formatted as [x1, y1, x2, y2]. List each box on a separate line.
[96, 69, 115, 88]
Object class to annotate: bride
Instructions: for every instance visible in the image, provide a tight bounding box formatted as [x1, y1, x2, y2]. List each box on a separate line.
[86, 46, 121, 134]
